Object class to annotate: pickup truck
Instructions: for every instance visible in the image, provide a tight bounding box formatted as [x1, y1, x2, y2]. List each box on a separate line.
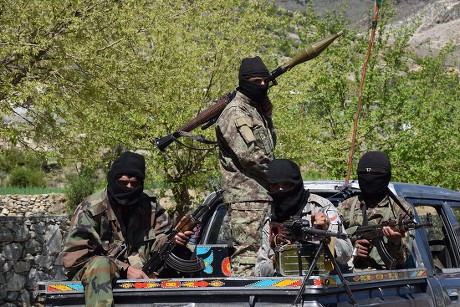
[35, 180, 460, 306]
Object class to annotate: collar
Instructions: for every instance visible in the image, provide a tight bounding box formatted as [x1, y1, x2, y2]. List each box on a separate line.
[360, 194, 390, 209]
[236, 90, 260, 109]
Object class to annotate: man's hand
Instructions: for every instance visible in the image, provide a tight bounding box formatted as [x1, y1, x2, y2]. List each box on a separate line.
[383, 226, 403, 243]
[174, 230, 194, 246]
[127, 266, 149, 279]
[272, 233, 292, 246]
[354, 238, 372, 258]
[312, 212, 330, 230]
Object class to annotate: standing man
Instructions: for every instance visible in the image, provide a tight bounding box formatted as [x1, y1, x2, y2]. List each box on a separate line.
[337, 151, 413, 271]
[62, 151, 193, 306]
[215, 56, 276, 276]
[256, 159, 352, 277]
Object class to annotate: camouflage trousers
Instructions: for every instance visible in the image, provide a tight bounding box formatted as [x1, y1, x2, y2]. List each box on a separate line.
[72, 256, 120, 307]
[224, 201, 271, 277]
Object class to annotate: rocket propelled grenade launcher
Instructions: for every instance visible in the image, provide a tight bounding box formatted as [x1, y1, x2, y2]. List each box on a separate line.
[155, 31, 343, 152]
[268, 30, 344, 84]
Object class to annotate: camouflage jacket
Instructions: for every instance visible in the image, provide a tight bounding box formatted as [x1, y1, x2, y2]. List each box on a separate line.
[337, 194, 413, 270]
[255, 194, 353, 277]
[62, 189, 172, 278]
[215, 91, 276, 203]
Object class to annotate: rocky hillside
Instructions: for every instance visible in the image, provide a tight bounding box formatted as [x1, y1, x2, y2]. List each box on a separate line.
[275, 0, 460, 62]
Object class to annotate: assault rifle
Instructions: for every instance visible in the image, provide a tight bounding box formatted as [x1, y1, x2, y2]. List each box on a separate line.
[349, 213, 433, 270]
[142, 188, 224, 277]
[155, 31, 343, 152]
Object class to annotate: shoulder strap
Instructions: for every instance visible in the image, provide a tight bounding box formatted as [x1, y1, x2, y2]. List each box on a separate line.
[387, 189, 413, 218]
[349, 197, 360, 223]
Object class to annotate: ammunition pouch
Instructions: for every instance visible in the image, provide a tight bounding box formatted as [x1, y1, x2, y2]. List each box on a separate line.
[275, 243, 332, 276]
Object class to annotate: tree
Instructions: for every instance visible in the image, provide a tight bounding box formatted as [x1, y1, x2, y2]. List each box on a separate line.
[1, 0, 458, 216]
[272, 1, 459, 190]
[0, 0, 289, 217]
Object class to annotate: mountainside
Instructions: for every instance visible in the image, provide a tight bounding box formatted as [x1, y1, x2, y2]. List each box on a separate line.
[275, 0, 460, 63]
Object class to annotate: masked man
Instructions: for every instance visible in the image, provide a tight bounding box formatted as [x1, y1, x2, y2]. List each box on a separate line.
[338, 151, 413, 271]
[255, 159, 352, 277]
[215, 56, 276, 276]
[62, 151, 193, 306]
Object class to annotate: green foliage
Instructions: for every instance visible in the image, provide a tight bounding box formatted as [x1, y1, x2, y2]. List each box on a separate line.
[0, 186, 64, 195]
[0, 0, 290, 214]
[0, 148, 45, 172]
[64, 168, 96, 212]
[452, 207, 460, 224]
[0, 0, 458, 214]
[7, 166, 46, 187]
[273, 2, 459, 190]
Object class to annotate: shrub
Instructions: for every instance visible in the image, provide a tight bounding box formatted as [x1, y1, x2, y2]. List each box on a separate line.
[65, 169, 96, 212]
[0, 148, 45, 172]
[7, 166, 46, 187]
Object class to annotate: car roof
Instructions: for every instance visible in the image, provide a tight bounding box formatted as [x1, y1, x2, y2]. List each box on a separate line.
[303, 180, 460, 202]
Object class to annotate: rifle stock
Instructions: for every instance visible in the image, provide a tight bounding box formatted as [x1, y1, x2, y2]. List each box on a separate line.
[155, 31, 343, 152]
[155, 93, 234, 152]
[142, 189, 224, 277]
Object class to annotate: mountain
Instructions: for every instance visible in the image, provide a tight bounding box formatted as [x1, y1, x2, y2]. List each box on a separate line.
[275, 0, 460, 63]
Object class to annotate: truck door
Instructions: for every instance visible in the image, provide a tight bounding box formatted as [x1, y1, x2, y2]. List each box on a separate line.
[411, 199, 460, 306]
[195, 203, 235, 277]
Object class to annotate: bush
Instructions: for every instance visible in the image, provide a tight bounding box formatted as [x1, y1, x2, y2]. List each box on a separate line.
[64, 169, 96, 212]
[7, 166, 46, 187]
[0, 148, 45, 172]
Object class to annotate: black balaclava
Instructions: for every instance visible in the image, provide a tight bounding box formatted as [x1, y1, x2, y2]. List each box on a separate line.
[357, 151, 392, 203]
[107, 151, 145, 207]
[237, 56, 270, 104]
[268, 159, 309, 222]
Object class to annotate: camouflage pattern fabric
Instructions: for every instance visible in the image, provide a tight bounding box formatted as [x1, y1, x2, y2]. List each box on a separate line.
[215, 91, 276, 203]
[215, 91, 276, 276]
[61, 189, 172, 305]
[337, 195, 413, 270]
[226, 202, 270, 277]
[255, 194, 353, 277]
[72, 256, 119, 307]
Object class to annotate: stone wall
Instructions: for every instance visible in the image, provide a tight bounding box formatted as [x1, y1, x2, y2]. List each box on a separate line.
[0, 194, 70, 307]
[0, 194, 67, 218]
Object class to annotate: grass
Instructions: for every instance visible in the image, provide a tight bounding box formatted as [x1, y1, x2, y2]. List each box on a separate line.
[0, 186, 65, 195]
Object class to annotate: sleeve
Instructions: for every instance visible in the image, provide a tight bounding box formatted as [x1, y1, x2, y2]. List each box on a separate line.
[131, 203, 174, 269]
[255, 218, 276, 277]
[387, 198, 414, 268]
[151, 204, 173, 253]
[219, 107, 272, 179]
[313, 199, 353, 265]
[62, 206, 112, 276]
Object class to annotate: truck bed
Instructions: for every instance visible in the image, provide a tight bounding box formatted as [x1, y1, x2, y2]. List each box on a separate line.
[35, 268, 434, 306]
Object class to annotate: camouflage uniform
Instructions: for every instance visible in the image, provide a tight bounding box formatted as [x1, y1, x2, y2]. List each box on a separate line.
[337, 195, 413, 271]
[255, 194, 353, 277]
[215, 91, 276, 276]
[62, 189, 172, 307]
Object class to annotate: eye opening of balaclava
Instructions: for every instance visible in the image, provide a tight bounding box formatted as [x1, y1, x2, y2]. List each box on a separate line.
[268, 159, 309, 222]
[107, 151, 145, 207]
[237, 56, 270, 104]
[357, 151, 391, 203]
